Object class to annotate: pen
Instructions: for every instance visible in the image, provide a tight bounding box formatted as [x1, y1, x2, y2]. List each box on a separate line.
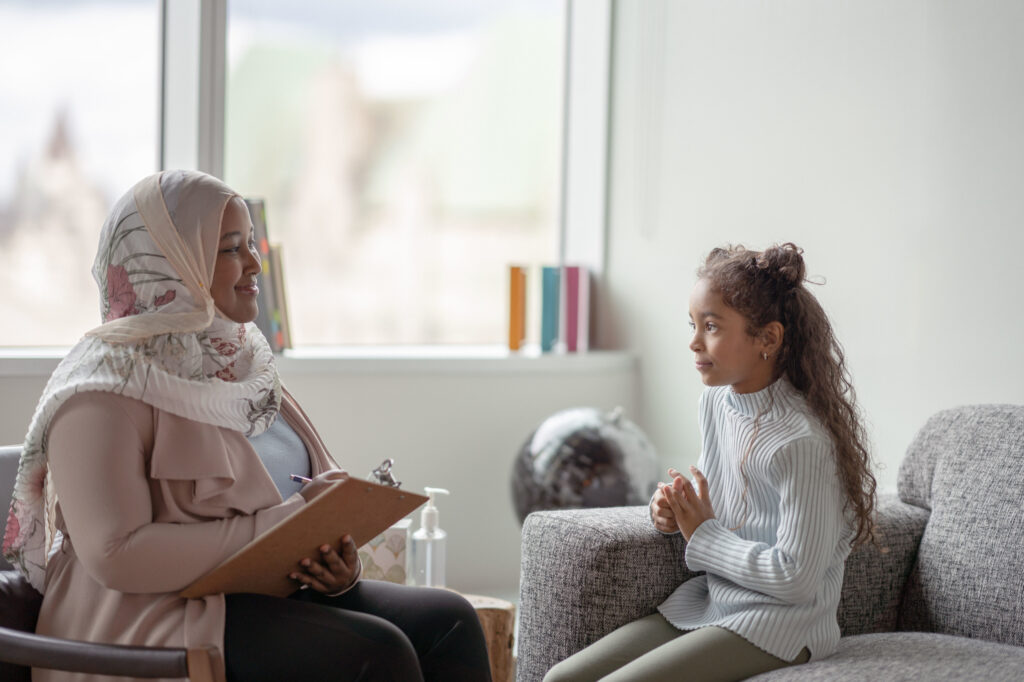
[290, 474, 312, 484]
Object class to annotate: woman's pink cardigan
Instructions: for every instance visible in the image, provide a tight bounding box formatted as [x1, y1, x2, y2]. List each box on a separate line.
[34, 388, 338, 682]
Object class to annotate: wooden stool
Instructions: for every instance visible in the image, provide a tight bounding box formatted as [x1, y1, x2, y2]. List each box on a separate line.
[462, 594, 516, 682]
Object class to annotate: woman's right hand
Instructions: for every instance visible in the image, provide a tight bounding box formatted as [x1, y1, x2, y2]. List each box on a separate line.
[650, 468, 685, 533]
[298, 469, 349, 503]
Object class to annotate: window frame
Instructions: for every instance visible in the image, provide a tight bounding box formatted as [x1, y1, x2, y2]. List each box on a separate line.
[160, 0, 226, 178]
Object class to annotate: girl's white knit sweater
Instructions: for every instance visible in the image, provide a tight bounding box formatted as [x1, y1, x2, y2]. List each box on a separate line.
[657, 379, 855, 662]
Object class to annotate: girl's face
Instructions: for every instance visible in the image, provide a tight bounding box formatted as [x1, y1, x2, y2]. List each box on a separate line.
[688, 278, 775, 394]
[210, 197, 261, 323]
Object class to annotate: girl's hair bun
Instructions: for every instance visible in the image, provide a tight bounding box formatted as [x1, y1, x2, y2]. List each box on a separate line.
[697, 242, 807, 300]
[758, 242, 805, 290]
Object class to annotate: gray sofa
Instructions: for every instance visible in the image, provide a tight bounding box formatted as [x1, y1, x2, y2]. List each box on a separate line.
[518, 404, 1024, 681]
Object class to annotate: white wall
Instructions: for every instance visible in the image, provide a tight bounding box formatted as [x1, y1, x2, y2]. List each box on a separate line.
[0, 353, 638, 596]
[598, 0, 1024, 491]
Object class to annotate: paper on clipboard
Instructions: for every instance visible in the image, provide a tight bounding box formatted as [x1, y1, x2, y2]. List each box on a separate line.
[181, 478, 428, 598]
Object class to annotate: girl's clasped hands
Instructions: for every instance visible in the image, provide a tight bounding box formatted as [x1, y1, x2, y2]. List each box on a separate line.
[650, 465, 715, 541]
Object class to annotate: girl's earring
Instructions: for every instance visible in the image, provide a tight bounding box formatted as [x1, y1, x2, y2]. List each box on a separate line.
[762, 352, 769, 361]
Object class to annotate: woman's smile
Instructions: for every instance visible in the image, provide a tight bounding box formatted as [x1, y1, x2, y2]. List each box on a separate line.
[235, 281, 259, 296]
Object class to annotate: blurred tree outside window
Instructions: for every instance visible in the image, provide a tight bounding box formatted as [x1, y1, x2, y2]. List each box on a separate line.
[0, 0, 159, 347]
[0, 0, 563, 349]
[224, 0, 565, 346]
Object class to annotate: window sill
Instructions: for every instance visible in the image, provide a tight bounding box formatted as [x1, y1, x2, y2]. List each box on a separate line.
[0, 346, 635, 377]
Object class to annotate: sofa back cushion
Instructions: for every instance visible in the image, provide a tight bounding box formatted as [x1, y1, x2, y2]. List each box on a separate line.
[897, 404, 1024, 645]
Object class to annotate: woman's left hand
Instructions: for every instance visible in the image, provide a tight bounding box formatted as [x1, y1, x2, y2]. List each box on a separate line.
[662, 466, 715, 542]
[289, 534, 360, 595]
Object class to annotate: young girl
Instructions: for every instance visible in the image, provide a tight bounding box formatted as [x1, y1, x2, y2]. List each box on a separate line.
[544, 243, 876, 682]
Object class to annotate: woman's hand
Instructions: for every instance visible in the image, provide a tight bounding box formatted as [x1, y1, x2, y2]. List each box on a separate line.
[298, 469, 348, 503]
[289, 534, 360, 595]
[662, 466, 715, 542]
[650, 467, 685, 533]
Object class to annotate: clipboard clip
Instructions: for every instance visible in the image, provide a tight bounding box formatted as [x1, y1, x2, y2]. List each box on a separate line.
[369, 458, 401, 488]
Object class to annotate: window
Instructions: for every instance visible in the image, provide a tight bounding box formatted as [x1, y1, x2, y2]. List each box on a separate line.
[0, 0, 160, 347]
[1, 0, 613, 352]
[224, 1, 566, 345]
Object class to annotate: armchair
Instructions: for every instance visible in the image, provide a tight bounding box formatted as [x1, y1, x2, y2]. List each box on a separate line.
[0, 445, 215, 681]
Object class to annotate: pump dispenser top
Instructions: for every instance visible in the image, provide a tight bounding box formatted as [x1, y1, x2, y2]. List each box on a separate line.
[420, 487, 449, 533]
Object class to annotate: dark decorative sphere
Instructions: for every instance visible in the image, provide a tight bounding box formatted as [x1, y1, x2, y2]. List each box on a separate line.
[511, 406, 659, 524]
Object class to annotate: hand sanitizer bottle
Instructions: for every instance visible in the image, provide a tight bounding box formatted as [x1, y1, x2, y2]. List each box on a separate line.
[411, 487, 449, 587]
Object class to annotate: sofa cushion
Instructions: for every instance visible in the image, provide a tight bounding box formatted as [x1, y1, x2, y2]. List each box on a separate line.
[750, 632, 1024, 681]
[896, 405, 1024, 646]
[836, 494, 928, 636]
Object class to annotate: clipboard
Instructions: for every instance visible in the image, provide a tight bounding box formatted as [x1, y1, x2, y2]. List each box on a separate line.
[181, 477, 428, 598]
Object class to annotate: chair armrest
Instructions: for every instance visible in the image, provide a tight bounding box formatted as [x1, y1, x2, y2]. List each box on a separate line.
[0, 626, 191, 678]
[0, 569, 195, 680]
[517, 506, 696, 682]
[837, 492, 929, 635]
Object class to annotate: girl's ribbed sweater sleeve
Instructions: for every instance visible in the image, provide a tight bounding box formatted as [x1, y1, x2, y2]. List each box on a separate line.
[683, 436, 845, 604]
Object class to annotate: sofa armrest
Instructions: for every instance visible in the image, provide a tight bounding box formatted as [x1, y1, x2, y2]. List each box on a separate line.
[517, 506, 696, 682]
[837, 492, 929, 635]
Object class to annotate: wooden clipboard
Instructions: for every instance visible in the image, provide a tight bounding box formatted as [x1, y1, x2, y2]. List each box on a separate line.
[181, 478, 427, 598]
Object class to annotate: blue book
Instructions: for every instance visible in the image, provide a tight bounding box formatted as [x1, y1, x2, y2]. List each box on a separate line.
[541, 266, 561, 352]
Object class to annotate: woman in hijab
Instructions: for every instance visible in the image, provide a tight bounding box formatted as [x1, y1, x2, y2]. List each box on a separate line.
[2, 170, 492, 682]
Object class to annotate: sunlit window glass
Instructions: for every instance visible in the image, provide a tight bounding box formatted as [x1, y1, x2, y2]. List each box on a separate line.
[0, 0, 159, 347]
[225, 0, 564, 345]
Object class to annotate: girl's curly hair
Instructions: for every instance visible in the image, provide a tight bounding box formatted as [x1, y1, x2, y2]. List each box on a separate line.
[698, 242, 877, 546]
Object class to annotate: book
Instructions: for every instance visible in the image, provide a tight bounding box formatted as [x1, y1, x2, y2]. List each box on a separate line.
[243, 198, 284, 353]
[508, 265, 527, 351]
[563, 265, 590, 352]
[180, 478, 427, 598]
[541, 266, 561, 352]
[267, 244, 292, 350]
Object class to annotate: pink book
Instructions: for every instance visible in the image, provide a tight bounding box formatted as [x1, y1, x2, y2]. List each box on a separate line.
[565, 266, 579, 352]
[563, 266, 590, 352]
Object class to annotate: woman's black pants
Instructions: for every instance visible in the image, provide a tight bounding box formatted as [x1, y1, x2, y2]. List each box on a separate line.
[224, 579, 493, 681]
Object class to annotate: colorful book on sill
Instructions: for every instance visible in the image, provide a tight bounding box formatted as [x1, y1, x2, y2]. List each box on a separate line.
[268, 244, 292, 350]
[244, 198, 286, 352]
[538, 264, 590, 353]
[561, 265, 590, 353]
[541, 266, 561, 352]
[508, 265, 527, 351]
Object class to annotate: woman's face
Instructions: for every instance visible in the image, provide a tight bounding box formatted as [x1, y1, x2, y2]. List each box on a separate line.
[210, 197, 261, 323]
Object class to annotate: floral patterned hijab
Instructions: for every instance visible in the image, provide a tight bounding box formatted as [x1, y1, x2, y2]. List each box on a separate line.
[3, 169, 281, 591]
